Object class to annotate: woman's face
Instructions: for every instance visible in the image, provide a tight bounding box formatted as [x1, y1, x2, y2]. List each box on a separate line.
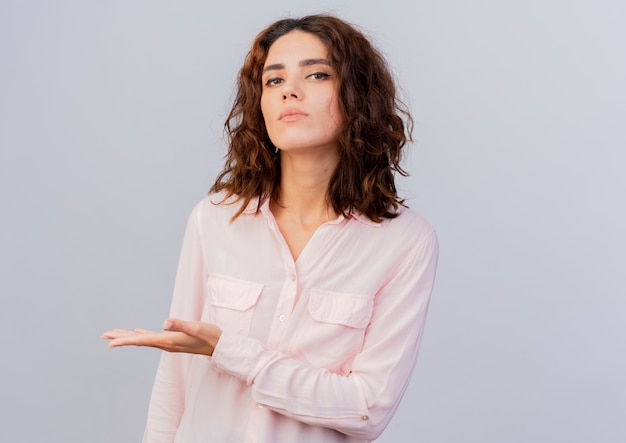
[260, 30, 343, 156]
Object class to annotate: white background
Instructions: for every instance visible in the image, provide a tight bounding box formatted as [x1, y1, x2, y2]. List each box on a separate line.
[1, 1, 624, 442]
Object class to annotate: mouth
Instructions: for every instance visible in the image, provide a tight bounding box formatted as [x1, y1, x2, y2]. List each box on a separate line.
[279, 110, 308, 121]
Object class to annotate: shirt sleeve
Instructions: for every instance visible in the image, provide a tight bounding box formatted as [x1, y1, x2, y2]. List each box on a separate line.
[143, 204, 208, 443]
[211, 228, 439, 441]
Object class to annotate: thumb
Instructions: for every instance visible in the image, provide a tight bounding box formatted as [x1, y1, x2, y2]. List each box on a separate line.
[163, 318, 206, 340]
[162, 318, 184, 332]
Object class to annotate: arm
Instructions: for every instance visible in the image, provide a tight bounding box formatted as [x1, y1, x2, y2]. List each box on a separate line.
[141, 204, 208, 443]
[211, 229, 439, 440]
[104, 211, 438, 440]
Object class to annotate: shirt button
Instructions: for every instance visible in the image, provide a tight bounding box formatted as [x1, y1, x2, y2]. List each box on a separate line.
[289, 273, 296, 281]
[361, 415, 369, 421]
[279, 314, 286, 322]
[257, 403, 264, 409]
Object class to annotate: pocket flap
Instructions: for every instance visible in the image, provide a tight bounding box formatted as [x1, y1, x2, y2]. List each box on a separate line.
[207, 274, 264, 311]
[308, 289, 374, 329]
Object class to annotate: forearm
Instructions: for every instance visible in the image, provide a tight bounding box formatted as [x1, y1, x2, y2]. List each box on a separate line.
[212, 333, 381, 439]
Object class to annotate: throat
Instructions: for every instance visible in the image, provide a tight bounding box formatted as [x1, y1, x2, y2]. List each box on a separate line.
[269, 198, 337, 261]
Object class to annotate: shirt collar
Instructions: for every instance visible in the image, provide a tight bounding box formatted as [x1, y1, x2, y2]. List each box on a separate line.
[241, 196, 266, 215]
[239, 196, 381, 228]
[348, 212, 382, 227]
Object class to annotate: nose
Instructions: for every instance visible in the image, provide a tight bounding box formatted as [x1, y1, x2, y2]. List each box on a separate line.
[281, 80, 302, 101]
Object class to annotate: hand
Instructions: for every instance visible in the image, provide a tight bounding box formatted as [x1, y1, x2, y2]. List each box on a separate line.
[102, 319, 222, 356]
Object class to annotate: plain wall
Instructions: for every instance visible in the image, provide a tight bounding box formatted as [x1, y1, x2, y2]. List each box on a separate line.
[1, 1, 624, 442]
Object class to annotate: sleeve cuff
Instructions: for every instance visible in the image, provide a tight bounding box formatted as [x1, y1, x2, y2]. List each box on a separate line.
[211, 331, 265, 383]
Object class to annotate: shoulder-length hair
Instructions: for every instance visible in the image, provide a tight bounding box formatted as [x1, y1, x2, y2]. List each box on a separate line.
[211, 14, 413, 222]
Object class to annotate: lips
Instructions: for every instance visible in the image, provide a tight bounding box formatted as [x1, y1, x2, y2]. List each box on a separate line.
[279, 109, 308, 121]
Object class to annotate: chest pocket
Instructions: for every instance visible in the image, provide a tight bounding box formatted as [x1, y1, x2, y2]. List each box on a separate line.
[308, 289, 374, 329]
[204, 274, 264, 336]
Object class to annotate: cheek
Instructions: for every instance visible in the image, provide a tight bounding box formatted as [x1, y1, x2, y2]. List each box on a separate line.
[328, 96, 343, 128]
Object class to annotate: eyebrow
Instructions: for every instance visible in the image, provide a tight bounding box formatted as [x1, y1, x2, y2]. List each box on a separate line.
[262, 58, 331, 73]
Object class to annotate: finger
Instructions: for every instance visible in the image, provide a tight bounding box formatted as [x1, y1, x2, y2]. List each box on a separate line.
[108, 331, 192, 351]
[134, 328, 153, 334]
[101, 329, 136, 339]
[107, 332, 164, 348]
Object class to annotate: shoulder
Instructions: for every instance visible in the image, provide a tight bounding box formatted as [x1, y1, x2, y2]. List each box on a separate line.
[191, 191, 247, 215]
[381, 207, 439, 271]
[390, 205, 434, 229]
[347, 205, 436, 261]
[381, 205, 436, 244]
[183, 192, 237, 228]
[189, 192, 267, 229]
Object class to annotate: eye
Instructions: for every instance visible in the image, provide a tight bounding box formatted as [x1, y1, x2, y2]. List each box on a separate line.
[308, 72, 330, 80]
[264, 77, 283, 87]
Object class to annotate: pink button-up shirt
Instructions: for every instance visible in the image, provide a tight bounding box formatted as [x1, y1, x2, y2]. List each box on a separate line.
[143, 193, 438, 443]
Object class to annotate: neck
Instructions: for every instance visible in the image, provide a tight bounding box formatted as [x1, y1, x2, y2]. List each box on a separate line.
[272, 149, 339, 226]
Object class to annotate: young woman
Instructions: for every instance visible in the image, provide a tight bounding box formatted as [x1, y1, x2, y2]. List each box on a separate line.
[103, 14, 438, 443]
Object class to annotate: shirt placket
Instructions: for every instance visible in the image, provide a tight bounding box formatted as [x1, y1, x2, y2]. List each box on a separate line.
[242, 209, 301, 443]
[263, 212, 299, 348]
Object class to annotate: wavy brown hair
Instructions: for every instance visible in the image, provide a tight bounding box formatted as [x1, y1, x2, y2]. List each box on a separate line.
[211, 14, 413, 222]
